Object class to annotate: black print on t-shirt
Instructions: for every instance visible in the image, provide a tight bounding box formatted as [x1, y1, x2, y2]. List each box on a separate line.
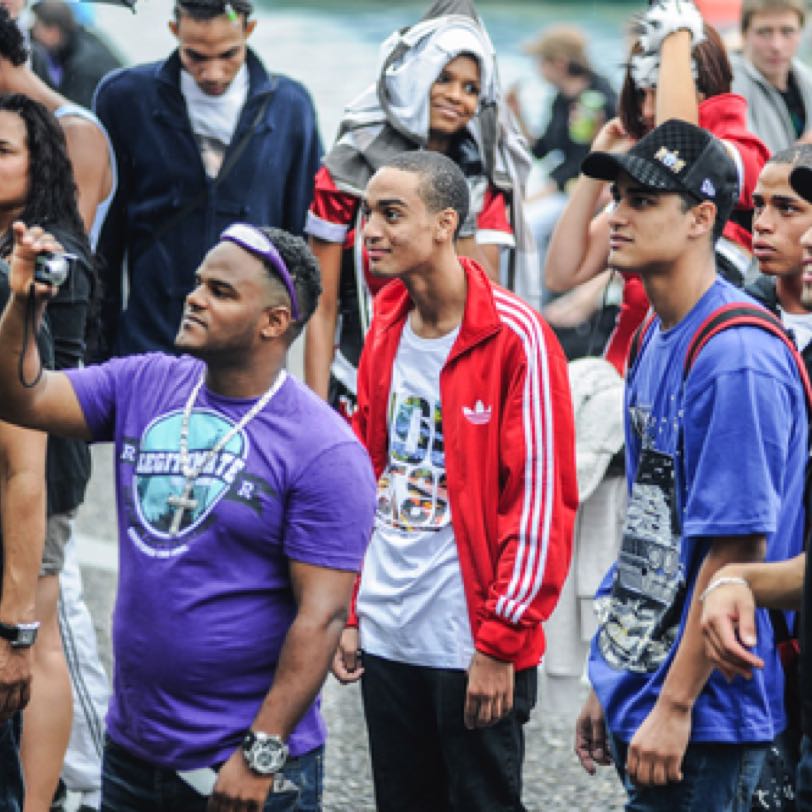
[597, 444, 686, 673]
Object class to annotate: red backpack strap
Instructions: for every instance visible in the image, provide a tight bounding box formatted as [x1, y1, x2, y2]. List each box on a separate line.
[683, 302, 812, 410]
[626, 310, 657, 375]
[685, 302, 812, 634]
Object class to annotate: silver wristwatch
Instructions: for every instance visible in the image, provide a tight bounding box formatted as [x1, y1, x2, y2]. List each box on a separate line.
[241, 731, 288, 776]
[0, 621, 40, 649]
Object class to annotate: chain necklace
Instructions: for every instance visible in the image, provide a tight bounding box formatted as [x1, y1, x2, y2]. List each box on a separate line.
[166, 370, 287, 537]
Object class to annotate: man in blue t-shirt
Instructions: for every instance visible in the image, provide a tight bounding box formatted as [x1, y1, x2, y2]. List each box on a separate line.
[573, 119, 808, 810]
[0, 221, 376, 811]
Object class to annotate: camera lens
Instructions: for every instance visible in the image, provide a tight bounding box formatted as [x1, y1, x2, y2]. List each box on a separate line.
[34, 253, 71, 287]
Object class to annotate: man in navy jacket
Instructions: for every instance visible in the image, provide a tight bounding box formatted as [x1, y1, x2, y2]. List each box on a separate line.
[94, 0, 322, 357]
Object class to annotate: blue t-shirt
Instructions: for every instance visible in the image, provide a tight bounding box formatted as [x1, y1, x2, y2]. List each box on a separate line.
[66, 354, 376, 769]
[590, 279, 807, 744]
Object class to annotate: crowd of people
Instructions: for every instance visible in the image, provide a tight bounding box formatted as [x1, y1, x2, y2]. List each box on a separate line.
[1, 0, 812, 810]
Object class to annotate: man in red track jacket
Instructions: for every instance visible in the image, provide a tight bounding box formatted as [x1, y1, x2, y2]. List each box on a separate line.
[331, 150, 578, 812]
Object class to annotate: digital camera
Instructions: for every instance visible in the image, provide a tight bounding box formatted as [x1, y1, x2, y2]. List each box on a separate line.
[34, 252, 76, 287]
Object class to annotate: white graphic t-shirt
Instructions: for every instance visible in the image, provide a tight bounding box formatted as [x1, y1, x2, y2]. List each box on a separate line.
[357, 318, 475, 669]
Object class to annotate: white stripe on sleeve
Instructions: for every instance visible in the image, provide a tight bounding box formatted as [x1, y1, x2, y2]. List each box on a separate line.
[304, 210, 350, 243]
[492, 290, 555, 623]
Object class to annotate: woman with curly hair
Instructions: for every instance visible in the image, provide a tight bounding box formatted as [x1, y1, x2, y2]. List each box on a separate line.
[0, 92, 96, 812]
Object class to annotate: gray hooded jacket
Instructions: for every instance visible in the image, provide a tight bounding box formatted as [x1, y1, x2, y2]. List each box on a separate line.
[731, 51, 812, 154]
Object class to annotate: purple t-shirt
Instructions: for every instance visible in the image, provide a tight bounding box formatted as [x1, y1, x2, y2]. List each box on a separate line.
[67, 353, 375, 769]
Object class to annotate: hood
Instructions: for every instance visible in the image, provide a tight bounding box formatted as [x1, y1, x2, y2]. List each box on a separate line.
[375, 15, 497, 147]
[568, 357, 625, 502]
[420, 0, 480, 20]
[326, 8, 501, 187]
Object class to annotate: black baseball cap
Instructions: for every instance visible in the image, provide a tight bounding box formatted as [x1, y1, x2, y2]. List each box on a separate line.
[581, 119, 740, 236]
[790, 162, 812, 204]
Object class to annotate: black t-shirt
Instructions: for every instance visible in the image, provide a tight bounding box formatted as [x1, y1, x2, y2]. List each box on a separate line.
[41, 225, 93, 515]
[532, 72, 617, 192]
[780, 71, 807, 138]
[0, 225, 94, 517]
[0, 261, 55, 370]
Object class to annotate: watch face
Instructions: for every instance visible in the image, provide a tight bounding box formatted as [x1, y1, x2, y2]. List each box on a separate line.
[16, 628, 36, 647]
[243, 734, 287, 776]
[0, 623, 38, 648]
[254, 748, 279, 773]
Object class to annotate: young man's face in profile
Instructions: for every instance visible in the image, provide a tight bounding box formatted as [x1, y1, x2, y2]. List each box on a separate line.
[606, 172, 702, 275]
[175, 240, 279, 358]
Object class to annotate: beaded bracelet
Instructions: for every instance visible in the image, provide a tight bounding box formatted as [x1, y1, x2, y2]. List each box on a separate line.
[699, 576, 750, 603]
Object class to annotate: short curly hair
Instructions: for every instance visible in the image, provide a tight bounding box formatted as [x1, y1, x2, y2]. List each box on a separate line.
[383, 151, 470, 237]
[768, 143, 812, 168]
[255, 226, 321, 343]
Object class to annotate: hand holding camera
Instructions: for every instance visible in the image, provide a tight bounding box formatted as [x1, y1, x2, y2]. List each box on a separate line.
[9, 220, 73, 300]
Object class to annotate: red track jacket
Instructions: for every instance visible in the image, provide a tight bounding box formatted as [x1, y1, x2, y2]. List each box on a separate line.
[351, 258, 578, 670]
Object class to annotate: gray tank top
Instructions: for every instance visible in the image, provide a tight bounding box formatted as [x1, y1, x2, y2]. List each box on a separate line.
[53, 103, 117, 251]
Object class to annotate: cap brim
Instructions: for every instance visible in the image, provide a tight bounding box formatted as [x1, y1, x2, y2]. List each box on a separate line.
[580, 150, 625, 183]
[582, 150, 693, 196]
[791, 164, 812, 204]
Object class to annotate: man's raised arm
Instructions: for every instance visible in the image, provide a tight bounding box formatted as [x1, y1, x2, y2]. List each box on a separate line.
[0, 222, 91, 439]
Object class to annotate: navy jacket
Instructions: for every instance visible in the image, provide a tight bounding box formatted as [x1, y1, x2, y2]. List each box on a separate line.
[94, 49, 322, 356]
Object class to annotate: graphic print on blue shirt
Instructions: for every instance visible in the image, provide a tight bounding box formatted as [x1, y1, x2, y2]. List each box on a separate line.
[597, 446, 685, 673]
[376, 393, 448, 532]
[120, 408, 256, 557]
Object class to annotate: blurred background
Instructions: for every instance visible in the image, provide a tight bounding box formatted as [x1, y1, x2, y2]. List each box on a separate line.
[76, 0, 812, 149]
[84, 1, 644, 151]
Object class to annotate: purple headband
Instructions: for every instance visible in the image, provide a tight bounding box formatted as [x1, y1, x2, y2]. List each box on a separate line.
[220, 223, 300, 320]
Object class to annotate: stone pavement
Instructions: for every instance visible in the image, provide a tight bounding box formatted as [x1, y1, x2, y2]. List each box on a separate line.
[72, 445, 626, 811]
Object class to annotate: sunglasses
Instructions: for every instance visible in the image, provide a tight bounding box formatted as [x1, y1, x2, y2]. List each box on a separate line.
[220, 223, 300, 320]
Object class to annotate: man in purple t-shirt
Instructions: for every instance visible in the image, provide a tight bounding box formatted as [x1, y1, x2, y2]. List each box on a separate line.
[0, 220, 376, 811]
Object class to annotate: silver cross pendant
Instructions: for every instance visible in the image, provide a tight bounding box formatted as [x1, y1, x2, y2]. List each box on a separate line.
[167, 480, 198, 537]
